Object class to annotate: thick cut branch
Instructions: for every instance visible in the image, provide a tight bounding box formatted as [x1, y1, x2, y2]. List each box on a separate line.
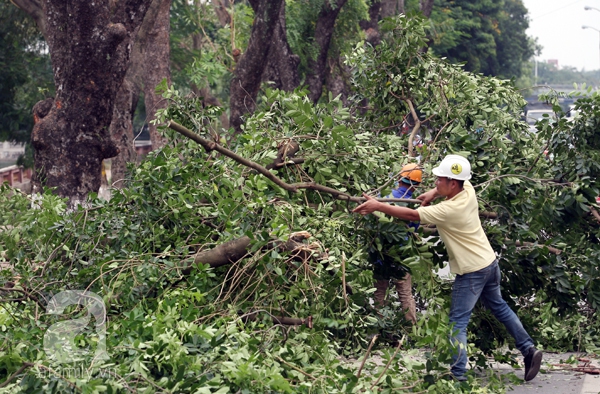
[480, 211, 497, 219]
[188, 236, 251, 273]
[185, 232, 318, 273]
[266, 140, 300, 170]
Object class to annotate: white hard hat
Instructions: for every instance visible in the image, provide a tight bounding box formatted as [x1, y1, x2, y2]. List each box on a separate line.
[432, 155, 472, 181]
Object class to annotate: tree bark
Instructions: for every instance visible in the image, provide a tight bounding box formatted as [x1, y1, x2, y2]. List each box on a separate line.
[229, 0, 284, 133]
[183, 232, 318, 274]
[359, 0, 382, 47]
[211, 0, 231, 26]
[306, 0, 349, 103]
[325, 57, 351, 105]
[29, 0, 152, 203]
[381, 0, 404, 18]
[419, 0, 434, 17]
[142, 0, 171, 149]
[108, 79, 138, 188]
[262, 1, 300, 91]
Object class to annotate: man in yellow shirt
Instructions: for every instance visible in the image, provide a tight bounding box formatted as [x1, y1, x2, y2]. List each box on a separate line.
[353, 155, 542, 382]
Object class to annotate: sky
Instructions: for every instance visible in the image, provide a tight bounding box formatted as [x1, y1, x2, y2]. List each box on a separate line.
[523, 0, 600, 71]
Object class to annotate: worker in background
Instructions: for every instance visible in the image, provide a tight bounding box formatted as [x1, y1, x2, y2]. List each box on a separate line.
[353, 155, 542, 382]
[372, 163, 422, 325]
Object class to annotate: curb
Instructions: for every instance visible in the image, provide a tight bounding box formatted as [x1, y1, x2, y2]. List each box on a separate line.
[581, 373, 600, 394]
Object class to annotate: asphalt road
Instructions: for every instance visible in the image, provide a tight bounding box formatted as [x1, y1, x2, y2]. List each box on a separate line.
[490, 352, 600, 394]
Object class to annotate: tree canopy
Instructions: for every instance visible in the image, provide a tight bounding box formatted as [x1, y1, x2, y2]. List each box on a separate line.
[428, 0, 534, 80]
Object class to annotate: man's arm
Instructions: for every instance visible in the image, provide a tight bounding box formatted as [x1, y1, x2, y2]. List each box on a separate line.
[353, 193, 420, 221]
[416, 187, 440, 206]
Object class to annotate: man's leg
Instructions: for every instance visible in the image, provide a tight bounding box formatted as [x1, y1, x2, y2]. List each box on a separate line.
[449, 267, 489, 378]
[479, 261, 535, 353]
[393, 273, 417, 324]
[479, 261, 542, 381]
[374, 278, 389, 309]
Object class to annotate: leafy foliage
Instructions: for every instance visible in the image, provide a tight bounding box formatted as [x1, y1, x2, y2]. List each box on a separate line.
[1, 15, 600, 394]
[427, 0, 534, 80]
[0, 0, 54, 166]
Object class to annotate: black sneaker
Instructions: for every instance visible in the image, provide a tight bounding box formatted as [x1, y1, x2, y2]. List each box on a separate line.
[524, 347, 543, 381]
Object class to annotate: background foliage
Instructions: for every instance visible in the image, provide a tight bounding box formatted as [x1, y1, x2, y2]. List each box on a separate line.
[0, 0, 54, 166]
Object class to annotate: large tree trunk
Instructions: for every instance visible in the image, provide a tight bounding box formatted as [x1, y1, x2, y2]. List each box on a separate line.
[419, 0, 434, 17]
[381, 0, 404, 18]
[26, 0, 152, 204]
[108, 80, 138, 188]
[262, 1, 300, 91]
[14, 0, 166, 197]
[142, 0, 172, 149]
[229, 0, 284, 133]
[306, 0, 349, 103]
[325, 57, 351, 106]
[359, 0, 382, 46]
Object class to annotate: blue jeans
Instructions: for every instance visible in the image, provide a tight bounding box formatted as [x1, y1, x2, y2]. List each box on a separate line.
[449, 259, 534, 377]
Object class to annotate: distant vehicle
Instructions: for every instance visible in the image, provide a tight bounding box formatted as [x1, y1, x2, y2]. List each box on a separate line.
[526, 109, 555, 133]
[566, 104, 580, 120]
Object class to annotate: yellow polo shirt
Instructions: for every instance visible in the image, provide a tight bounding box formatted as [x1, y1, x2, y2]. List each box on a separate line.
[416, 181, 496, 275]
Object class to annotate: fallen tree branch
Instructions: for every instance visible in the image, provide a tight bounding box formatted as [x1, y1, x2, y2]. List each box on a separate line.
[168, 121, 297, 193]
[515, 240, 562, 255]
[0, 285, 47, 309]
[184, 232, 320, 273]
[356, 334, 377, 378]
[404, 99, 421, 158]
[186, 236, 252, 273]
[239, 310, 313, 328]
[0, 362, 33, 388]
[480, 211, 498, 219]
[370, 335, 405, 390]
[265, 140, 300, 170]
[168, 121, 423, 206]
[275, 356, 317, 380]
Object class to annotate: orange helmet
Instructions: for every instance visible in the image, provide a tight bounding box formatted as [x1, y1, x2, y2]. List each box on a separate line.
[399, 163, 422, 185]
